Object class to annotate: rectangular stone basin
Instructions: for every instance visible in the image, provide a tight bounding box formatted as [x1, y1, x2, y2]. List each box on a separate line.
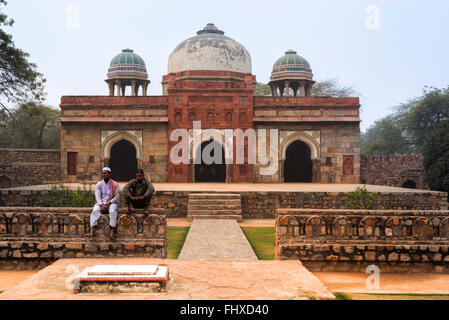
[75, 265, 169, 294]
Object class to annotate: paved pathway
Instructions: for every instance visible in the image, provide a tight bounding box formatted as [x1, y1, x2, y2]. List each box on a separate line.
[0, 258, 334, 300]
[178, 219, 258, 261]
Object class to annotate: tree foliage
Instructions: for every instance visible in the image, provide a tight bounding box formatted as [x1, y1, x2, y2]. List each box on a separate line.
[344, 186, 379, 209]
[361, 86, 449, 155]
[404, 86, 449, 153]
[312, 77, 358, 97]
[361, 116, 411, 155]
[254, 82, 272, 96]
[423, 119, 449, 194]
[0, 103, 60, 149]
[0, 0, 45, 117]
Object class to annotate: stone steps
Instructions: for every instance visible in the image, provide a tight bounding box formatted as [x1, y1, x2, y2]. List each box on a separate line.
[189, 193, 241, 199]
[188, 215, 243, 222]
[188, 204, 241, 210]
[187, 193, 242, 221]
[188, 199, 241, 206]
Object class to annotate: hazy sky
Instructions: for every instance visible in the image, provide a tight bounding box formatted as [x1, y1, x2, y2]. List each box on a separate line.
[3, 0, 449, 131]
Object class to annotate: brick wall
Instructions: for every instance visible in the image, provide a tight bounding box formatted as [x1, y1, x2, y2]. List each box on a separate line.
[276, 208, 449, 273]
[0, 149, 61, 188]
[361, 154, 428, 189]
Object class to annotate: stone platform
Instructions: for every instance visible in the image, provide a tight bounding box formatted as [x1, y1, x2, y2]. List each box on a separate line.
[0, 258, 334, 300]
[1, 183, 447, 218]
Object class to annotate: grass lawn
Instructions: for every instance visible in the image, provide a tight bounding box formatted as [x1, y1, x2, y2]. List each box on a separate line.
[241, 227, 275, 260]
[335, 292, 449, 300]
[167, 226, 190, 259]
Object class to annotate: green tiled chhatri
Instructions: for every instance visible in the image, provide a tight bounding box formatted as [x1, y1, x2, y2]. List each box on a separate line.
[273, 50, 310, 69]
[110, 49, 146, 67]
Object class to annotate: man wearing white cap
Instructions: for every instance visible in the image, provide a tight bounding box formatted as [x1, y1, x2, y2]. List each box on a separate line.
[90, 167, 121, 239]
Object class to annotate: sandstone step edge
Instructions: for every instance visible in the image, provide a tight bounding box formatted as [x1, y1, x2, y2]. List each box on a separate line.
[187, 215, 243, 222]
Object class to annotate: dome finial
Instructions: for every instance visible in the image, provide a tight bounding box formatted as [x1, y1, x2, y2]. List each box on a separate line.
[285, 49, 297, 54]
[197, 23, 225, 35]
[122, 48, 134, 53]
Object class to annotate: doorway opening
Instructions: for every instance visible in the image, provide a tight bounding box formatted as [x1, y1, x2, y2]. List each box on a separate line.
[109, 139, 137, 182]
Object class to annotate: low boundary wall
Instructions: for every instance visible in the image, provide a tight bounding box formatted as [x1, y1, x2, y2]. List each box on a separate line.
[0, 207, 168, 270]
[276, 208, 449, 273]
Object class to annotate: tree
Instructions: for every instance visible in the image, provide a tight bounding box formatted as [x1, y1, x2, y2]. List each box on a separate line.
[423, 119, 449, 195]
[254, 82, 272, 96]
[0, 0, 45, 117]
[404, 86, 449, 153]
[361, 115, 411, 154]
[312, 77, 358, 97]
[0, 103, 60, 149]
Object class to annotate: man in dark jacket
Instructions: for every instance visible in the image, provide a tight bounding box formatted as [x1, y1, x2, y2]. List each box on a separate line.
[122, 169, 155, 213]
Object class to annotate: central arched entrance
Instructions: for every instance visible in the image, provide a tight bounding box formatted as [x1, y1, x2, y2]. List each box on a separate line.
[109, 139, 137, 182]
[284, 140, 312, 182]
[195, 140, 226, 182]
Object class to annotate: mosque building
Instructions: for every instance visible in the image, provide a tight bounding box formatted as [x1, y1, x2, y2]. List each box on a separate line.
[60, 23, 361, 184]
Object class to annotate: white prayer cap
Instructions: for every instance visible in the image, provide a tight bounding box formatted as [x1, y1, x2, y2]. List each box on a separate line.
[102, 167, 111, 172]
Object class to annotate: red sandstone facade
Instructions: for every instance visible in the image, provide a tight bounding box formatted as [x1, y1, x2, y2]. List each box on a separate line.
[59, 69, 361, 184]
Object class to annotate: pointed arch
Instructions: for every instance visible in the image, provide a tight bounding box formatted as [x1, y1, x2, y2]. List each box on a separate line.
[101, 131, 143, 159]
[280, 131, 321, 160]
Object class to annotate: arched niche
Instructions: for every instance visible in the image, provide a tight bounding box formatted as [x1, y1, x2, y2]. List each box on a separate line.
[100, 130, 143, 159]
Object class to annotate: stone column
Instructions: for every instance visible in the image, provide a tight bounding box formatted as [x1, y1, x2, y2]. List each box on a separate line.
[305, 82, 312, 97]
[108, 82, 115, 96]
[115, 80, 121, 97]
[121, 84, 126, 97]
[279, 85, 285, 97]
[269, 84, 276, 97]
[131, 80, 136, 96]
[299, 82, 306, 97]
[142, 83, 148, 96]
[284, 81, 290, 97]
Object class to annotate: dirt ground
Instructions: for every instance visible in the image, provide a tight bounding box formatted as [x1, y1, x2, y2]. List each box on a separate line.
[314, 272, 449, 294]
[0, 271, 38, 292]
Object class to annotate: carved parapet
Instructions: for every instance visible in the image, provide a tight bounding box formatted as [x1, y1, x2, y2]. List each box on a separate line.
[275, 208, 449, 272]
[0, 207, 169, 261]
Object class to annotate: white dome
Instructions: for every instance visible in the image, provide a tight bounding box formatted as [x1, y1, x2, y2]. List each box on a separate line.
[168, 23, 252, 74]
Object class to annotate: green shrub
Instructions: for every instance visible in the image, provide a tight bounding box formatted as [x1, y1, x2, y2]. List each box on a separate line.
[38, 184, 94, 207]
[344, 186, 379, 209]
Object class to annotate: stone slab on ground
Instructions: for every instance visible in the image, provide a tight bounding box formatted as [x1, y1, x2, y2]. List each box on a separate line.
[0, 258, 334, 300]
[178, 219, 258, 261]
[314, 272, 449, 295]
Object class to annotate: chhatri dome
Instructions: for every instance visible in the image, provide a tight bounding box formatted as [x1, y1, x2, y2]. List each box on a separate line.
[105, 49, 151, 96]
[167, 23, 252, 74]
[269, 50, 315, 97]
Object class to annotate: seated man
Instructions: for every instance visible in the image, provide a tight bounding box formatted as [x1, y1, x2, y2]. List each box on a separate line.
[123, 169, 155, 213]
[90, 167, 121, 239]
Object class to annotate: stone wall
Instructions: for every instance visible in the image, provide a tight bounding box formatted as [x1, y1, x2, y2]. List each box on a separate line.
[0, 207, 168, 270]
[276, 208, 449, 273]
[361, 154, 428, 189]
[60, 122, 168, 183]
[254, 123, 360, 184]
[0, 149, 61, 188]
[1, 189, 447, 217]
